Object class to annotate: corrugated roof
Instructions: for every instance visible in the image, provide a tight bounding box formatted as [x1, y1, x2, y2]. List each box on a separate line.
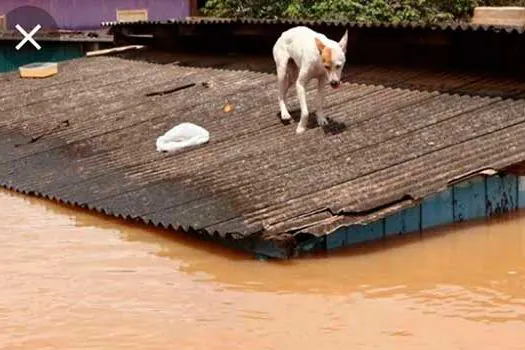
[102, 17, 525, 34]
[2, 51, 525, 258]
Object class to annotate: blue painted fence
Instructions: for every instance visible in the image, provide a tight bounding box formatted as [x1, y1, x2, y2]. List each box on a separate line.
[306, 173, 525, 253]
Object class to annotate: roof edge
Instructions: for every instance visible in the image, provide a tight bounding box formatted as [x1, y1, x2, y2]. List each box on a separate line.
[101, 17, 525, 34]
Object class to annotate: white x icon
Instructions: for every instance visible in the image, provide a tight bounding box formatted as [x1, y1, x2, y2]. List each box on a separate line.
[15, 24, 42, 51]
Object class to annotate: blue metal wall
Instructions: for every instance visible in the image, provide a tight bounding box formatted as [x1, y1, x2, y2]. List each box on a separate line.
[303, 173, 525, 253]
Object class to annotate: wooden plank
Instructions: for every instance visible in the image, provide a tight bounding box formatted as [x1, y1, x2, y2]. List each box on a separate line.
[346, 221, 384, 245]
[421, 188, 454, 230]
[384, 211, 403, 237]
[403, 205, 421, 234]
[472, 6, 525, 26]
[486, 174, 518, 216]
[326, 227, 346, 250]
[384, 204, 421, 237]
[385, 205, 421, 237]
[116, 9, 149, 23]
[453, 176, 486, 222]
[518, 176, 525, 209]
[86, 45, 145, 57]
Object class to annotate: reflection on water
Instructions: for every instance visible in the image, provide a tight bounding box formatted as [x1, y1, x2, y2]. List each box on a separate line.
[1, 190, 524, 349]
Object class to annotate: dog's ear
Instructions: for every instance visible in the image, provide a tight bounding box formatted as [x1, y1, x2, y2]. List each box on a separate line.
[315, 37, 325, 55]
[338, 29, 348, 54]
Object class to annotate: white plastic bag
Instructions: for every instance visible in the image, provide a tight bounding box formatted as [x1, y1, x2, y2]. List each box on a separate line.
[156, 122, 210, 153]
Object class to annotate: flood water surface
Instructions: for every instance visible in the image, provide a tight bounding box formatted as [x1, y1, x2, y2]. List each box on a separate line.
[1, 190, 525, 349]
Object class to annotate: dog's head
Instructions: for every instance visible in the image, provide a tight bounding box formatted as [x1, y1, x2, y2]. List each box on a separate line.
[315, 30, 348, 89]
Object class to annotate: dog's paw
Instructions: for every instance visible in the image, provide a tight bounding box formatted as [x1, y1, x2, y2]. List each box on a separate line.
[281, 111, 292, 121]
[296, 125, 306, 134]
[317, 116, 328, 126]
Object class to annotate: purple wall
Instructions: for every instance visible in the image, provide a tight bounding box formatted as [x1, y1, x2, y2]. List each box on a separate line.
[0, 0, 190, 29]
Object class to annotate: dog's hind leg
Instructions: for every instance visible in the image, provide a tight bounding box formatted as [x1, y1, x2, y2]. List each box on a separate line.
[275, 57, 292, 122]
[286, 59, 298, 89]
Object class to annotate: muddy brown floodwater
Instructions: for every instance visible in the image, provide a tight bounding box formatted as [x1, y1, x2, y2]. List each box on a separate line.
[1, 190, 525, 349]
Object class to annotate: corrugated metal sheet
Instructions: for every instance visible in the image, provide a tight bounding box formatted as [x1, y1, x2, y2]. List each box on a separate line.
[103, 17, 525, 34]
[106, 17, 525, 75]
[2, 51, 525, 258]
[0, 0, 189, 30]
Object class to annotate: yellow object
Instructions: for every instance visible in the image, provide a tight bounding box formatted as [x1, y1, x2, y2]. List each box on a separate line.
[116, 9, 148, 22]
[223, 103, 234, 113]
[19, 62, 58, 79]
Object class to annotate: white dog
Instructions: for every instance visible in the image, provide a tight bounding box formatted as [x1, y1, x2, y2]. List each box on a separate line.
[272, 26, 348, 134]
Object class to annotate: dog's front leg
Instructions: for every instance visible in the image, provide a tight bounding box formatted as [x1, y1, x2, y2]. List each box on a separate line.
[316, 76, 328, 127]
[295, 74, 309, 134]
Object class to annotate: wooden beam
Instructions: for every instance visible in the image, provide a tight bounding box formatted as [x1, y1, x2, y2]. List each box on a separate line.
[472, 6, 525, 26]
[86, 45, 145, 57]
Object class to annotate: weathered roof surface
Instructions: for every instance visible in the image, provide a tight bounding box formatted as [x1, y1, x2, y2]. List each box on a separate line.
[2, 51, 525, 257]
[102, 17, 525, 34]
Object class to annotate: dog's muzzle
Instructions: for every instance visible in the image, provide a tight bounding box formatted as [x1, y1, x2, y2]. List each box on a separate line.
[329, 80, 340, 88]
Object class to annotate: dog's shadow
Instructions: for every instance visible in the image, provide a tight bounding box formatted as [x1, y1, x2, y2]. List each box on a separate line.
[277, 109, 347, 136]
